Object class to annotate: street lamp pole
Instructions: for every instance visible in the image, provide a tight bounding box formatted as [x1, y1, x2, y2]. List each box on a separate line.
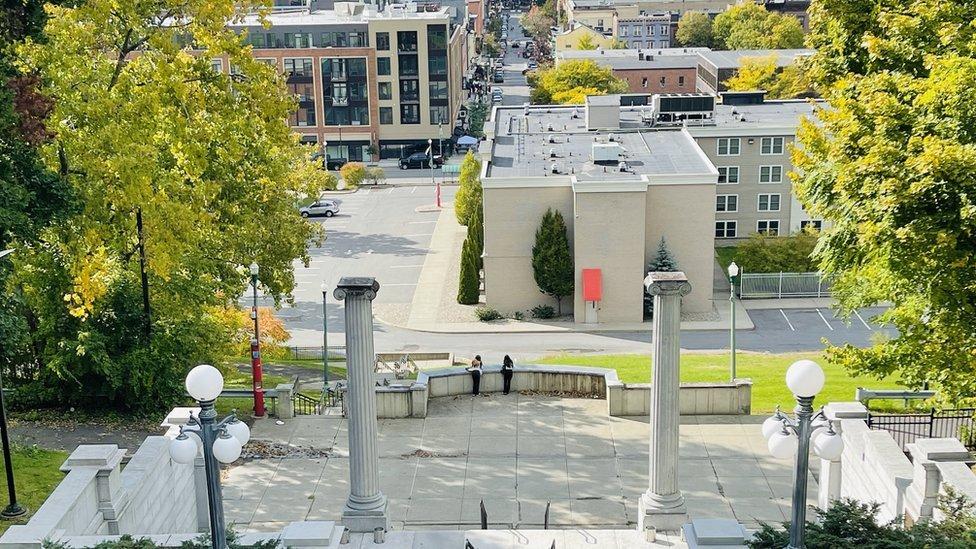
[727, 261, 739, 381]
[320, 283, 329, 394]
[170, 365, 250, 549]
[428, 138, 440, 208]
[0, 249, 25, 519]
[249, 262, 266, 417]
[762, 360, 845, 549]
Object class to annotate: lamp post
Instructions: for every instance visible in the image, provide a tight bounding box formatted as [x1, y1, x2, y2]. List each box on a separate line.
[762, 360, 844, 549]
[322, 140, 328, 169]
[428, 138, 441, 208]
[727, 261, 739, 381]
[320, 283, 330, 395]
[0, 249, 25, 519]
[249, 262, 266, 417]
[170, 365, 250, 549]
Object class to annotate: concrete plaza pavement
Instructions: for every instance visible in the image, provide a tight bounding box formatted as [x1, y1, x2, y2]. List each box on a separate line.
[223, 394, 817, 533]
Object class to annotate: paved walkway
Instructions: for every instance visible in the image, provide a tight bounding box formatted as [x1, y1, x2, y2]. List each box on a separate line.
[224, 395, 817, 533]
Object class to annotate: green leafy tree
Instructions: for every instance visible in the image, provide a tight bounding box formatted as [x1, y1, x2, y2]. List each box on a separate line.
[10, 0, 332, 410]
[339, 162, 367, 188]
[576, 34, 597, 50]
[532, 208, 573, 314]
[531, 60, 628, 104]
[712, 2, 805, 50]
[644, 238, 678, 318]
[457, 238, 480, 305]
[726, 56, 814, 99]
[676, 11, 714, 48]
[732, 230, 819, 274]
[454, 151, 483, 225]
[364, 166, 386, 186]
[467, 101, 489, 137]
[792, 1, 976, 399]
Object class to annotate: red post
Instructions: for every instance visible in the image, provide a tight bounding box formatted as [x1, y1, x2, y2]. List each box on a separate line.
[436, 181, 442, 208]
[250, 336, 266, 417]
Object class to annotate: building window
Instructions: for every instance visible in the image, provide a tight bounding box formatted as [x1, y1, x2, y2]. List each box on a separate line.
[757, 220, 780, 236]
[376, 32, 390, 50]
[716, 195, 738, 213]
[661, 25, 669, 35]
[398, 55, 419, 77]
[427, 24, 448, 50]
[284, 58, 313, 77]
[641, 77, 648, 88]
[715, 221, 737, 238]
[349, 32, 368, 47]
[717, 166, 739, 184]
[428, 56, 448, 76]
[397, 31, 418, 52]
[647, 25, 654, 35]
[400, 104, 420, 124]
[633, 25, 642, 36]
[758, 193, 781, 212]
[678, 75, 685, 87]
[377, 57, 391, 76]
[320, 32, 347, 47]
[620, 26, 628, 37]
[400, 79, 420, 101]
[632, 41, 643, 49]
[245, 32, 266, 48]
[284, 33, 313, 48]
[379, 107, 394, 125]
[800, 220, 823, 231]
[659, 76, 666, 87]
[300, 135, 317, 144]
[378, 82, 392, 100]
[759, 165, 784, 184]
[597, 19, 604, 29]
[211, 59, 223, 73]
[761, 136, 785, 155]
[429, 81, 448, 100]
[717, 138, 740, 156]
[430, 106, 450, 124]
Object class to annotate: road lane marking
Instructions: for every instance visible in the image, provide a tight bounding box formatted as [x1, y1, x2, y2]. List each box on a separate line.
[382, 283, 417, 286]
[816, 309, 834, 330]
[779, 309, 796, 331]
[411, 186, 417, 194]
[853, 309, 872, 330]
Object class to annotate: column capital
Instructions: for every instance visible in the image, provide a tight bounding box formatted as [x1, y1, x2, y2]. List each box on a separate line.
[334, 277, 380, 301]
[644, 271, 692, 297]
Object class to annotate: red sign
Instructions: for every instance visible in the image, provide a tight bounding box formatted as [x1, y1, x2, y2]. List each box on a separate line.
[582, 269, 602, 301]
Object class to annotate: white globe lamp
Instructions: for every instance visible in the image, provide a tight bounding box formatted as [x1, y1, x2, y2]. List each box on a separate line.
[186, 364, 224, 402]
[813, 431, 844, 460]
[212, 433, 243, 464]
[785, 360, 825, 397]
[226, 419, 251, 446]
[762, 415, 785, 440]
[169, 434, 199, 465]
[768, 430, 798, 459]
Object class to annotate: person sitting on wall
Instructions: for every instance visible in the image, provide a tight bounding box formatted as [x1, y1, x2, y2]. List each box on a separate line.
[467, 355, 483, 395]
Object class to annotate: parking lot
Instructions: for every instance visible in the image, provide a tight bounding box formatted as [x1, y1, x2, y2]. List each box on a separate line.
[749, 306, 887, 334]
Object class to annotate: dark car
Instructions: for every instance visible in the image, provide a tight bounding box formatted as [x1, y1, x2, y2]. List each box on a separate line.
[310, 152, 347, 171]
[399, 152, 444, 170]
[493, 72, 504, 83]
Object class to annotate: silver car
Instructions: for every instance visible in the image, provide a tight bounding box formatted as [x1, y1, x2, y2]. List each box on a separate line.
[300, 199, 339, 218]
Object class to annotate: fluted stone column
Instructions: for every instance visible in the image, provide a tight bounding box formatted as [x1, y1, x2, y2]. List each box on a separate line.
[334, 277, 388, 533]
[638, 271, 691, 533]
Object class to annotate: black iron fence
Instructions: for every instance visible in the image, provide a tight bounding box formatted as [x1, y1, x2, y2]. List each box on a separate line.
[867, 408, 976, 453]
[276, 346, 346, 362]
[323, 386, 343, 408]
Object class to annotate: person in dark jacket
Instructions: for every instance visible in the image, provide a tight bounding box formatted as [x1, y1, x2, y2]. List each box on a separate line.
[467, 355, 483, 395]
[502, 355, 514, 395]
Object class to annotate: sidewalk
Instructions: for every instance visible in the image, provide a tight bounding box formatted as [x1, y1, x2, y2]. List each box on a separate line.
[378, 209, 755, 334]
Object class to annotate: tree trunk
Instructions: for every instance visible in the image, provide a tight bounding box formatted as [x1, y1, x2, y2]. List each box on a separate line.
[135, 208, 151, 341]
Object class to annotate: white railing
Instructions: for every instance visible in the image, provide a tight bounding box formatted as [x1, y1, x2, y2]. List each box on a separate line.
[739, 271, 831, 299]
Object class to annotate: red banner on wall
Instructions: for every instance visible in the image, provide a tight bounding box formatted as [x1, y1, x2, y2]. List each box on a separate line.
[582, 269, 602, 301]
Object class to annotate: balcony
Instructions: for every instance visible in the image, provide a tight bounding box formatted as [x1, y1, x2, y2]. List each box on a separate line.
[332, 96, 349, 106]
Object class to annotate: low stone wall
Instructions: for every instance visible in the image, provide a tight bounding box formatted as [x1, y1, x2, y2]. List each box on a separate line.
[365, 365, 752, 418]
[818, 402, 976, 525]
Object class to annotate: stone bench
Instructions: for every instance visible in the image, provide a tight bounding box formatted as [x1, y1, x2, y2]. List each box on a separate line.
[353, 365, 752, 418]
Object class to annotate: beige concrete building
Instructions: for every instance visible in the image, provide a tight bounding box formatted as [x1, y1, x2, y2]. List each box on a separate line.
[553, 23, 616, 51]
[479, 92, 822, 323]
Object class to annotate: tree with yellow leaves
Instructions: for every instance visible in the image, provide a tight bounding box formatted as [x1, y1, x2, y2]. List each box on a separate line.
[530, 60, 628, 104]
[726, 55, 814, 99]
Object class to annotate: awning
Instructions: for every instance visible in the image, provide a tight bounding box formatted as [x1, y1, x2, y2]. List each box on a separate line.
[457, 135, 479, 146]
[442, 164, 462, 174]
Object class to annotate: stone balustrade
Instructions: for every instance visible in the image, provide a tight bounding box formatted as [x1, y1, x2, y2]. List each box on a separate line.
[349, 364, 753, 419]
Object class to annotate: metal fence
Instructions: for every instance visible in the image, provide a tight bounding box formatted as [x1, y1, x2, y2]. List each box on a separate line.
[293, 392, 321, 415]
[738, 272, 832, 299]
[867, 408, 976, 453]
[274, 346, 346, 362]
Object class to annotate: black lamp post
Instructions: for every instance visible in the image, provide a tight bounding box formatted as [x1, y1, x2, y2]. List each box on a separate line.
[0, 248, 25, 519]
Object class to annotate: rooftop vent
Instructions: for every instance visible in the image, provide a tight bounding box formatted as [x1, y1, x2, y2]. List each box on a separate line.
[549, 148, 556, 158]
[551, 163, 559, 174]
[549, 136, 555, 143]
[618, 161, 629, 172]
[608, 133, 616, 142]
[592, 142, 623, 165]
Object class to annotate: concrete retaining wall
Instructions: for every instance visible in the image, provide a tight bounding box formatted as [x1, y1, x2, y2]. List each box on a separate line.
[366, 365, 752, 418]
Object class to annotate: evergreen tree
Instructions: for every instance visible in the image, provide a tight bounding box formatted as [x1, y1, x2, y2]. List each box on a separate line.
[532, 209, 574, 315]
[455, 151, 482, 225]
[467, 206, 484, 270]
[457, 237, 480, 305]
[644, 237, 678, 318]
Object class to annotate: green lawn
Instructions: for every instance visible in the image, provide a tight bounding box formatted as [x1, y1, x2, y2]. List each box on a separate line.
[538, 352, 906, 414]
[715, 246, 739, 273]
[0, 446, 69, 534]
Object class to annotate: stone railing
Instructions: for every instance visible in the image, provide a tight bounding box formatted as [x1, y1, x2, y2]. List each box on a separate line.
[355, 365, 752, 418]
[818, 402, 976, 525]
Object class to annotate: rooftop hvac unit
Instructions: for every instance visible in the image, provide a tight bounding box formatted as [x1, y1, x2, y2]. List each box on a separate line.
[618, 161, 629, 172]
[592, 142, 622, 165]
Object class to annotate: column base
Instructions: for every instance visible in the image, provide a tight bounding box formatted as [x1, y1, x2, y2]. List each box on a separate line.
[637, 490, 688, 532]
[341, 494, 389, 533]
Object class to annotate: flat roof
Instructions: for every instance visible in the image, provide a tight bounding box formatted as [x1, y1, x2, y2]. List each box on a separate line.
[228, 5, 449, 27]
[697, 49, 814, 69]
[487, 106, 713, 180]
[558, 47, 711, 59]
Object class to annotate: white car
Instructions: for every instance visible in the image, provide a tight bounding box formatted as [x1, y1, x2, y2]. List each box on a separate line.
[300, 199, 339, 218]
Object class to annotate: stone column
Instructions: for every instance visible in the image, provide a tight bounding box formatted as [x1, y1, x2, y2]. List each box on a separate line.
[818, 402, 867, 510]
[334, 277, 389, 533]
[638, 271, 691, 533]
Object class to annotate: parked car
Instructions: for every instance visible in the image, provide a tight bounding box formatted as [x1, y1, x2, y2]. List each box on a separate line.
[527, 61, 537, 70]
[399, 152, 444, 169]
[511, 42, 520, 48]
[493, 72, 504, 83]
[300, 199, 340, 218]
[310, 151, 347, 171]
